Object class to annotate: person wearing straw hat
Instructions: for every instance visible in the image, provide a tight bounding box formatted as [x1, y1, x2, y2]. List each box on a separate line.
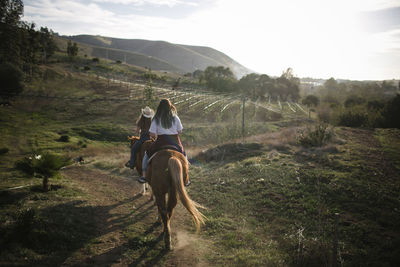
[125, 106, 154, 169]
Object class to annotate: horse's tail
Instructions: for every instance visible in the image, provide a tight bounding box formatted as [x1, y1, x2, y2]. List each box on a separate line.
[168, 157, 206, 232]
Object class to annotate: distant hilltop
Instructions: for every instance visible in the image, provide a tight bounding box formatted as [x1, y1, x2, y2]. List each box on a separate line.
[64, 34, 252, 78]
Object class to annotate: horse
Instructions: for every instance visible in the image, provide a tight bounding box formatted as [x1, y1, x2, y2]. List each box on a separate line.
[146, 149, 206, 250]
[128, 135, 154, 195]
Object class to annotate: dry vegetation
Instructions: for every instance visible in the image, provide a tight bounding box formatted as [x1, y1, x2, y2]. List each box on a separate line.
[1, 58, 400, 266]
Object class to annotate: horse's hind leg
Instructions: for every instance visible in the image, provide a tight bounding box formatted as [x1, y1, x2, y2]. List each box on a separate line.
[167, 189, 177, 221]
[155, 193, 171, 250]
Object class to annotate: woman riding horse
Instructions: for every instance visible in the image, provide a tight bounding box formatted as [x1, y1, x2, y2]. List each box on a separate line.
[140, 99, 188, 185]
[140, 98, 204, 250]
[125, 106, 154, 169]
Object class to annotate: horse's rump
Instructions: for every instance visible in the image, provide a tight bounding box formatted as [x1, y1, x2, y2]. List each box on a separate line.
[146, 149, 205, 249]
[146, 149, 189, 187]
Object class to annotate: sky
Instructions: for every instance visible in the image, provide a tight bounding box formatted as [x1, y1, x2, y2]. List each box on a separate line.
[23, 0, 400, 81]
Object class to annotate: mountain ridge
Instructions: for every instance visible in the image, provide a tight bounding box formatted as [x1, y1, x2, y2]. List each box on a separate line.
[65, 34, 252, 78]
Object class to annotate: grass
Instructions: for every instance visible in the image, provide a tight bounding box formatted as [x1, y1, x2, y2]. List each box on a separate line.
[1, 58, 399, 266]
[188, 127, 400, 266]
[0, 176, 97, 266]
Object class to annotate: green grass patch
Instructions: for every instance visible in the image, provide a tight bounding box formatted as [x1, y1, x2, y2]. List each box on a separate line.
[374, 128, 400, 170]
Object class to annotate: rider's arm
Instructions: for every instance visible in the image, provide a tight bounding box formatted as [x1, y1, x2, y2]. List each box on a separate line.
[150, 131, 157, 139]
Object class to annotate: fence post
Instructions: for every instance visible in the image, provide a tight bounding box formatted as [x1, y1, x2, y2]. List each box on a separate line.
[242, 98, 245, 141]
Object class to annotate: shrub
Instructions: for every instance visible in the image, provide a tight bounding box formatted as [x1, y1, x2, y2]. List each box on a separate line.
[337, 110, 368, 127]
[317, 105, 332, 123]
[0, 62, 24, 101]
[0, 147, 9, 155]
[15, 208, 38, 235]
[83, 66, 90, 71]
[298, 124, 333, 147]
[15, 157, 35, 175]
[269, 112, 283, 121]
[367, 100, 384, 111]
[381, 94, 400, 128]
[92, 57, 100, 63]
[58, 135, 70, 142]
[344, 95, 365, 108]
[15, 153, 70, 190]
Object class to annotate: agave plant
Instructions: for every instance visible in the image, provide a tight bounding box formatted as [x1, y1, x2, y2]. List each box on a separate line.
[33, 153, 66, 191]
[15, 152, 68, 191]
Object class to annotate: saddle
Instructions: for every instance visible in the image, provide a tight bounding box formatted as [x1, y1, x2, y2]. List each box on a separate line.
[148, 145, 183, 164]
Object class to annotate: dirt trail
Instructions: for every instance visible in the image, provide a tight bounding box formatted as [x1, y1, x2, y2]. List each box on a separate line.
[61, 165, 209, 266]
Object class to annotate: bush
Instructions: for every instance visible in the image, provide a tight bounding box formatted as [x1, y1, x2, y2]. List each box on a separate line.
[381, 94, 400, 128]
[58, 135, 70, 142]
[298, 124, 333, 147]
[367, 100, 384, 111]
[15, 157, 35, 175]
[0, 62, 24, 101]
[15, 153, 70, 190]
[0, 147, 9, 155]
[15, 208, 38, 235]
[337, 110, 368, 127]
[317, 105, 332, 123]
[344, 95, 365, 108]
[34, 153, 66, 178]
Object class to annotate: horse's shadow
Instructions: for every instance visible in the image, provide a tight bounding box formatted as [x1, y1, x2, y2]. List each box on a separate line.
[129, 232, 167, 267]
[86, 221, 166, 267]
[19, 192, 167, 266]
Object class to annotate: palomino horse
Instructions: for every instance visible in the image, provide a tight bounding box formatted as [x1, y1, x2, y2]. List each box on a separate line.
[146, 149, 206, 250]
[128, 136, 153, 195]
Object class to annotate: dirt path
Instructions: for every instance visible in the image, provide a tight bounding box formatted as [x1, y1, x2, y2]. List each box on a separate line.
[60, 165, 209, 266]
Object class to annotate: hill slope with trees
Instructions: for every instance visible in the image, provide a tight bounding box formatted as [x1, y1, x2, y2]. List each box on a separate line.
[66, 34, 252, 78]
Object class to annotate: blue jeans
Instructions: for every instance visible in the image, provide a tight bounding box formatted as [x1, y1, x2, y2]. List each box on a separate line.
[142, 152, 149, 174]
[129, 132, 149, 166]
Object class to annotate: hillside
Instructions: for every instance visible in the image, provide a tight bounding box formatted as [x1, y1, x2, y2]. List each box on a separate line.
[65, 34, 252, 78]
[1, 58, 400, 266]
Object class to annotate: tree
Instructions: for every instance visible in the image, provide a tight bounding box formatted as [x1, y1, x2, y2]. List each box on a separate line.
[302, 95, 319, 107]
[276, 72, 300, 101]
[203, 66, 237, 92]
[20, 22, 41, 74]
[0, 62, 24, 102]
[67, 40, 78, 58]
[193, 69, 204, 84]
[238, 73, 260, 99]
[302, 95, 319, 118]
[38, 27, 57, 63]
[324, 77, 339, 92]
[0, 0, 24, 65]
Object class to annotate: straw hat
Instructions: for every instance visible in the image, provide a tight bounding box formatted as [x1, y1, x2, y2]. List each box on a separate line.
[141, 106, 154, 118]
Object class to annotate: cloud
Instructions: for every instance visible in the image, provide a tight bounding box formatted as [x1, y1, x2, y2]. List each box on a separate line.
[92, 0, 198, 7]
[24, 0, 187, 38]
[359, 6, 400, 33]
[22, 0, 400, 80]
